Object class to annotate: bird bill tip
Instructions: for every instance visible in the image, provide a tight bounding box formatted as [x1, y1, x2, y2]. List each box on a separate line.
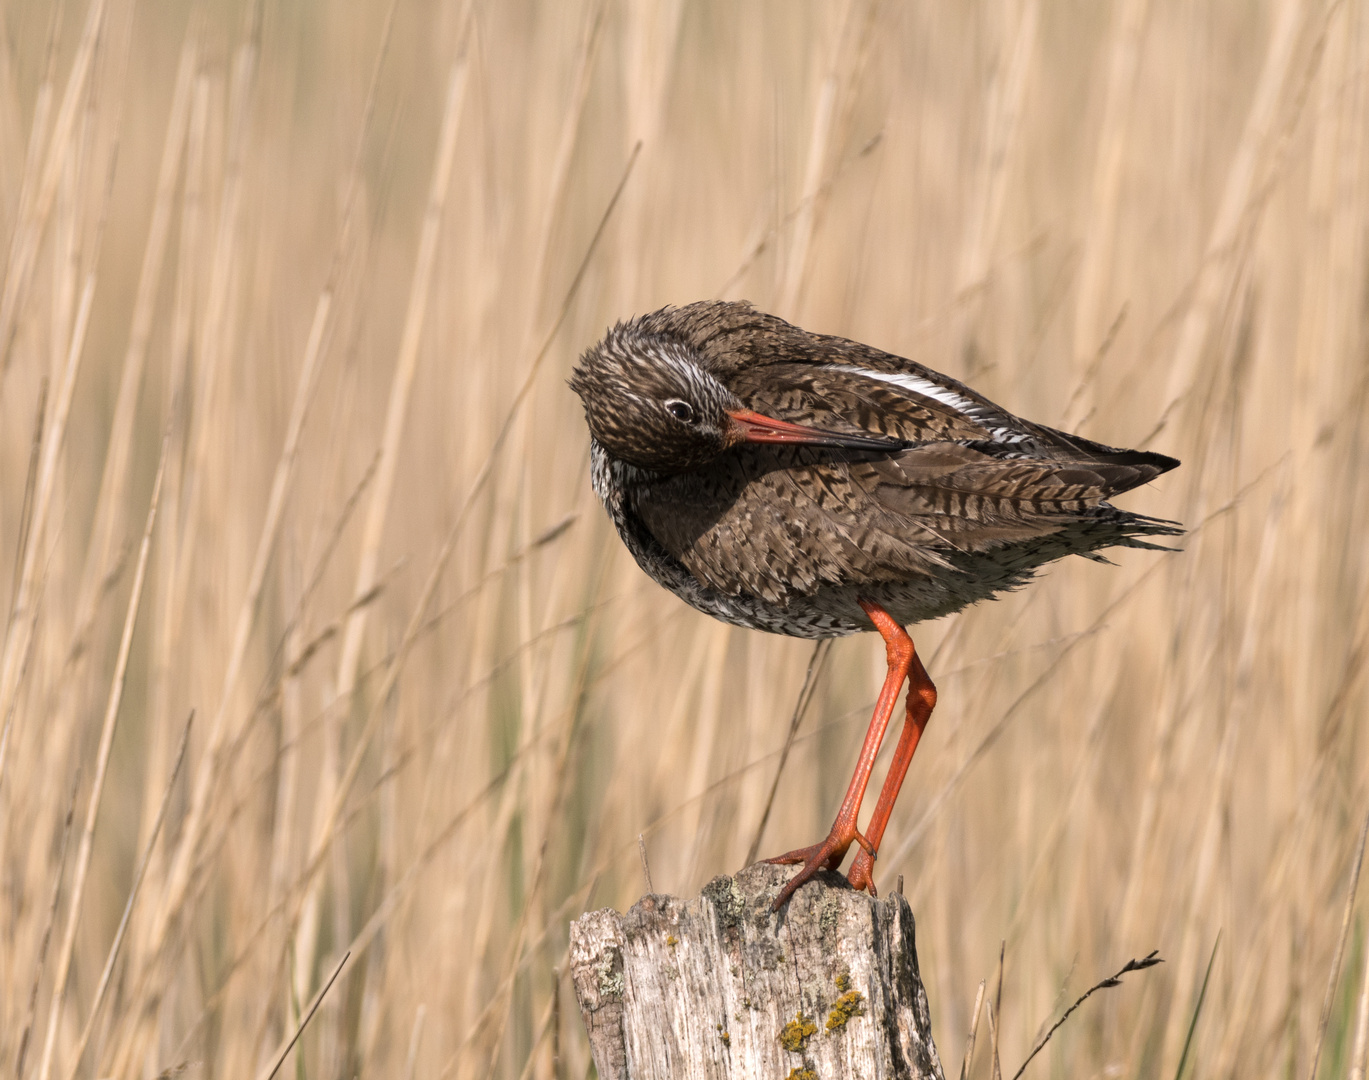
[725, 408, 907, 452]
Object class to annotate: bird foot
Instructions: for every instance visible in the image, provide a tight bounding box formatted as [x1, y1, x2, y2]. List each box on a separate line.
[764, 825, 874, 910]
[846, 848, 878, 897]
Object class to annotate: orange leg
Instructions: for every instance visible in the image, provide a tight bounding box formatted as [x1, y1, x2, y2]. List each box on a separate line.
[846, 647, 936, 896]
[766, 600, 913, 910]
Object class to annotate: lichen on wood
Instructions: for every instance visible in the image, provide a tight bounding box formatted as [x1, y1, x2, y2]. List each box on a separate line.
[826, 990, 865, 1031]
[778, 1012, 817, 1052]
[570, 861, 945, 1079]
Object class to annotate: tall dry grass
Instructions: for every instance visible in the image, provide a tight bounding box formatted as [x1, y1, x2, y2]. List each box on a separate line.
[1, 1, 1368, 1077]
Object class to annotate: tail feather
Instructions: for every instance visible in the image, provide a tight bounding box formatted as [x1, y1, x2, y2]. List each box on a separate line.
[1027, 424, 1181, 494]
[1092, 508, 1185, 555]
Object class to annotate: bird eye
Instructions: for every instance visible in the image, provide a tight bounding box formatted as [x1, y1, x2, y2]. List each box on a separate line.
[665, 399, 695, 424]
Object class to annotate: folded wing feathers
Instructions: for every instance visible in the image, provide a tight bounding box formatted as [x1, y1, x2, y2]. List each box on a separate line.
[624, 302, 1180, 601]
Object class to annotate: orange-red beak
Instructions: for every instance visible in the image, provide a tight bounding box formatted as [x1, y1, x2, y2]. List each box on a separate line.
[726, 408, 906, 452]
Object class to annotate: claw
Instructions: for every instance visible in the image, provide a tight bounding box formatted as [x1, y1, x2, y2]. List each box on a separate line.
[846, 848, 878, 896]
[765, 830, 857, 910]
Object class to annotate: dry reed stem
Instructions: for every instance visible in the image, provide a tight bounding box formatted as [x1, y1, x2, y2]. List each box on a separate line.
[65, 27, 195, 672]
[1010, 952, 1163, 1080]
[1001, 685, 1114, 949]
[1206, 716, 1357, 1076]
[0, 374, 45, 775]
[954, 0, 1038, 331]
[473, 652, 594, 1079]
[524, 1, 608, 325]
[403, 1005, 428, 1080]
[291, 40, 470, 1007]
[1307, 811, 1369, 1080]
[745, 637, 831, 864]
[36, 437, 165, 1080]
[333, 51, 469, 701]
[13, 771, 79, 1079]
[459, 8, 608, 1039]
[1351, 940, 1369, 1080]
[209, 269, 329, 792]
[0, 20, 25, 211]
[7, 20, 57, 291]
[307, 26, 467, 884]
[991, 942, 1005, 1080]
[717, 132, 883, 302]
[145, 8, 263, 958]
[0, 272, 94, 784]
[1157, 0, 1305, 430]
[176, 747, 579, 1077]
[884, 537, 1173, 869]
[257, 950, 350, 1080]
[157, 78, 627, 1045]
[960, 979, 987, 1080]
[776, 11, 841, 319]
[139, 67, 209, 894]
[635, 833, 652, 894]
[62, 709, 194, 1080]
[8, 375, 46, 617]
[1108, 460, 1282, 950]
[1064, 0, 1147, 430]
[1157, 483, 1286, 1076]
[0, 0, 106, 374]
[511, 992, 559, 1080]
[107, 10, 266, 1068]
[409, 147, 642, 1050]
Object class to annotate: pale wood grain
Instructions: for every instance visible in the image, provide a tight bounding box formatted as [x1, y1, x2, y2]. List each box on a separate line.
[571, 862, 944, 1080]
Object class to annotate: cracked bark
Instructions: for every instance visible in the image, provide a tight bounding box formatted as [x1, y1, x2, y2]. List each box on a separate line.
[570, 862, 945, 1080]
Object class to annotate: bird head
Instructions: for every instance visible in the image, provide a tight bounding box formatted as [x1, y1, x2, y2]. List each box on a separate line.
[570, 318, 905, 473]
[570, 324, 745, 471]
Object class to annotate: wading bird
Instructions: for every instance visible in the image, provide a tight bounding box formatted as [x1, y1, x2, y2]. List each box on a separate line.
[570, 301, 1179, 910]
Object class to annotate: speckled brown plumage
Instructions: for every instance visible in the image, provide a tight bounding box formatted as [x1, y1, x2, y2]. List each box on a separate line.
[569, 299, 1180, 905]
[571, 300, 1179, 637]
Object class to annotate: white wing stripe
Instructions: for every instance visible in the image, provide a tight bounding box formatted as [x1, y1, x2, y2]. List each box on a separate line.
[829, 363, 1028, 443]
[829, 364, 982, 414]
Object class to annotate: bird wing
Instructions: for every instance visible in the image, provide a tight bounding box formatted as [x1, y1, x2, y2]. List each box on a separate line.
[643, 301, 1045, 446]
[649, 300, 1176, 471]
[631, 441, 1173, 603]
[845, 445, 1153, 546]
[627, 303, 1177, 601]
[725, 355, 1178, 485]
[725, 360, 1029, 446]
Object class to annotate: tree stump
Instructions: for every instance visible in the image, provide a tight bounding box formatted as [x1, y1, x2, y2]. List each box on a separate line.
[570, 862, 945, 1080]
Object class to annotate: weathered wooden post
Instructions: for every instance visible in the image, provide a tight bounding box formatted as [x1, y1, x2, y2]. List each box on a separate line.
[570, 862, 945, 1079]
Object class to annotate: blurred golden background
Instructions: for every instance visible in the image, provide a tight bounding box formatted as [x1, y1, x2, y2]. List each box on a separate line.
[1, 0, 1367, 1076]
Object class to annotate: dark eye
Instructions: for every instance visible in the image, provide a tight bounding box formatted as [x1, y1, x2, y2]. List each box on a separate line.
[665, 399, 695, 424]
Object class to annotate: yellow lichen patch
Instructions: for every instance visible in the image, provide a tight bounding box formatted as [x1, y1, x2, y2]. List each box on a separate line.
[786, 1069, 817, 1080]
[834, 972, 850, 992]
[825, 990, 866, 1031]
[666, 934, 678, 948]
[778, 1012, 817, 1052]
